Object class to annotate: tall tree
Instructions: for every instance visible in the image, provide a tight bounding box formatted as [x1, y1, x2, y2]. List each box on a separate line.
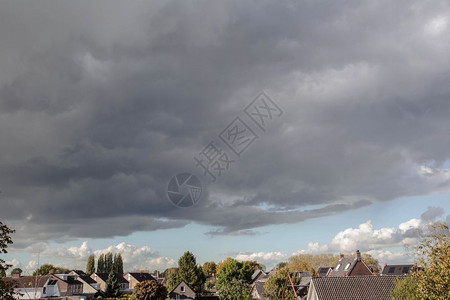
[0, 221, 16, 300]
[133, 280, 167, 300]
[216, 258, 253, 299]
[86, 254, 95, 275]
[97, 254, 105, 273]
[113, 253, 124, 274]
[202, 262, 217, 277]
[105, 252, 114, 273]
[104, 269, 121, 298]
[176, 251, 205, 294]
[264, 267, 299, 300]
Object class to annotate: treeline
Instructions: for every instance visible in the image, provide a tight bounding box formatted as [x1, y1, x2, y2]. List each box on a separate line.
[85, 252, 123, 274]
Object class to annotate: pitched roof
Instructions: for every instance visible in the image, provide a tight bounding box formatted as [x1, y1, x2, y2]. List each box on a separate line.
[310, 276, 403, 300]
[2, 275, 51, 288]
[328, 256, 358, 276]
[92, 273, 128, 284]
[381, 264, 416, 275]
[253, 281, 268, 300]
[126, 272, 155, 282]
[317, 267, 333, 277]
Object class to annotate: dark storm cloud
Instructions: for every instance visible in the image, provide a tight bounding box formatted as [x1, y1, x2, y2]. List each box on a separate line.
[1, 0, 450, 245]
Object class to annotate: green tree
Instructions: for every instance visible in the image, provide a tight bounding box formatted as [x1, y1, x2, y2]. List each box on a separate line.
[288, 254, 337, 275]
[166, 268, 179, 292]
[216, 258, 253, 299]
[176, 251, 205, 294]
[10, 268, 22, 276]
[264, 267, 299, 300]
[391, 275, 419, 300]
[97, 254, 105, 273]
[86, 254, 95, 275]
[202, 262, 217, 277]
[33, 264, 69, 275]
[113, 253, 124, 274]
[133, 280, 167, 300]
[217, 278, 251, 300]
[104, 270, 121, 298]
[414, 223, 450, 299]
[0, 221, 16, 300]
[105, 252, 114, 273]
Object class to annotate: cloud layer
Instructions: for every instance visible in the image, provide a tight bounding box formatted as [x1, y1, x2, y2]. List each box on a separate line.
[0, 0, 450, 245]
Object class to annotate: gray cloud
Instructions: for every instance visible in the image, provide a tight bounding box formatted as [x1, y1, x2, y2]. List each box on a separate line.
[1, 0, 450, 245]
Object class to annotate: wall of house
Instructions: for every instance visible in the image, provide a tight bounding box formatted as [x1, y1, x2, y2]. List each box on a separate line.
[350, 262, 372, 276]
[170, 283, 196, 299]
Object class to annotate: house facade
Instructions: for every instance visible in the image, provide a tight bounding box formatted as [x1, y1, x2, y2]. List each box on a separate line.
[90, 272, 130, 293]
[328, 250, 372, 277]
[169, 280, 196, 300]
[1, 275, 60, 299]
[124, 272, 155, 290]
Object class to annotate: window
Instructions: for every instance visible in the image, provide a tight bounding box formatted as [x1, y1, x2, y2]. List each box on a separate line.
[402, 267, 410, 274]
[336, 264, 341, 270]
[43, 287, 46, 294]
[344, 263, 350, 270]
[388, 267, 395, 273]
[180, 286, 185, 292]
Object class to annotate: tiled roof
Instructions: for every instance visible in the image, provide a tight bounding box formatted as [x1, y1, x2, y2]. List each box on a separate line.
[310, 275, 403, 300]
[2, 275, 51, 288]
[317, 267, 332, 277]
[254, 281, 269, 300]
[328, 257, 357, 277]
[93, 273, 128, 284]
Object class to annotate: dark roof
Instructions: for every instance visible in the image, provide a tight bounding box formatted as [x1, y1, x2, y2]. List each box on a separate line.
[126, 272, 155, 282]
[254, 281, 268, 300]
[72, 270, 87, 276]
[310, 276, 404, 300]
[78, 274, 97, 284]
[381, 264, 416, 275]
[328, 256, 357, 277]
[317, 267, 333, 277]
[2, 275, 51, 288]
[93, 273, 128, 284]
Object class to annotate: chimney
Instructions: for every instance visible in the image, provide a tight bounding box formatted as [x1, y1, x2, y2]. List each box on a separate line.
[356, 250, 361, 261]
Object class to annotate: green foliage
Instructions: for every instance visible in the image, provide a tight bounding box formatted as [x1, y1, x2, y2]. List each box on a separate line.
[33, 263, 69, 275]
[216, 258, 255, 299]
[288, 254, 338, 275]
[176, 251, 205, 294]
[202, 261, 217, 277]
[0, 221, 16, 300]
[86, 254, 95, 275]
[414, 223, 450, 299]
[133, 280, 167, 300]
[113, 253, 124, 274]
[104, 270, 121, 298]
[264, 267, 299, 300]
[391, 275, 419, 300]
[10, 268, 22, 276]
[217, 278, 251, 300]
[105, 252, 114, 273]
[98, 254, 106, 273]
[166, 268, 179, 292]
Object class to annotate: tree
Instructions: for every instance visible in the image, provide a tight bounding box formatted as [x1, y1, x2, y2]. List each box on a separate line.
[216, 258, 253, 299]
[202, 262, 217, 277]
[104, 270, 121, 298]
[288, 254, 338, 275]
[10, 268, 22, 276]
[361, 253, 380, 273]
[166, 268, 179, 292]
[105, 252, 114, 273]
[391, 222, 450, 300]
[86, 254, 95, 275]
[0, 221, 16, 300]
[264, 267, 299, 300]
[133, 280, 167, 300]
[176, 251, 205, 294]
[97, 254, 105, 273]
[33, 264, 69, 275]
[391, 275, 419, 300]
[217, 278, 251, 300]
[113, 253, 123, 274]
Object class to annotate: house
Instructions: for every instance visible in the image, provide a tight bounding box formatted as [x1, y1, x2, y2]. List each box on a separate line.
[316, 267, 333, 277]
[251, 281, 268, 300]
[307, 275, 403, 300]
[251, 269, 268, 283]
[327, 250, 372, 277]
[124, 272, 156, 290]
[296, 275, 312, 298]
[52, 274, 84, 296]
[69, 270, 100, 298]
[90, 272, 130, 293]
[169, 280, 196, 300]
[381, 264, 418, 276]
[1, 275, 60, 299]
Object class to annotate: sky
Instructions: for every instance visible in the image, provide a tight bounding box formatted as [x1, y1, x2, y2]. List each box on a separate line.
[1, 0, 450, 273]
